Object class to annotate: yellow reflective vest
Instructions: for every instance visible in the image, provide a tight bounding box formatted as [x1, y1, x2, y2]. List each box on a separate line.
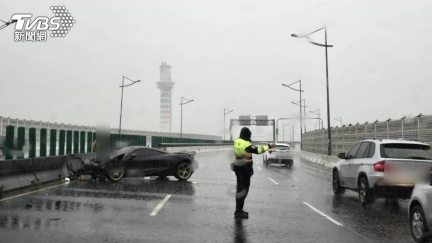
[232, 138, 270, 168]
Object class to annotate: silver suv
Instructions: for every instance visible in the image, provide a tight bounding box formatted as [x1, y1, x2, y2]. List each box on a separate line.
[332, 139, 432, 205]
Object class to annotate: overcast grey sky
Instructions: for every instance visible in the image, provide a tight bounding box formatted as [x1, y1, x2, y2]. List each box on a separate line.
[1, 0, 431, 140]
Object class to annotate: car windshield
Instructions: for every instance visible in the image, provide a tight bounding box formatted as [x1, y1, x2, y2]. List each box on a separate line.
[381, 143, 432, 160]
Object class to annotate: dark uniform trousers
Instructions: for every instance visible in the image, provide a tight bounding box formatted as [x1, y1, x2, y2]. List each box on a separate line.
[234, 163, 253, 211]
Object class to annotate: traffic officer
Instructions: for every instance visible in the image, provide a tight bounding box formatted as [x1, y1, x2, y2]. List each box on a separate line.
[232, 127, 275, 219]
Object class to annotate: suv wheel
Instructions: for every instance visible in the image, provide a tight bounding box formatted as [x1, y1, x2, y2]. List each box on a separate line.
[332, 170, 345, 195]
[358, 177, 374, 205]
[411, 205, 429, 243]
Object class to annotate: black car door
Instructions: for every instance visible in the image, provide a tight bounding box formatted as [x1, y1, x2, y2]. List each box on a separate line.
[135, 149, 167, 175]
[122, 149, 145, 177]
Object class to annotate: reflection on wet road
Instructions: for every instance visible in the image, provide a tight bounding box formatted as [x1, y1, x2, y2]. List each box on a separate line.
[0, 150, 428, 242]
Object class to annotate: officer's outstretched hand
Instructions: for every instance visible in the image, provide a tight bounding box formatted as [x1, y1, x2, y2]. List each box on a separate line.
[268, 149, 274, 154]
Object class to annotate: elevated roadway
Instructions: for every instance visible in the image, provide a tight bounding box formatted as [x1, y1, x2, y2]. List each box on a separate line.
[0, 150, 414, 242]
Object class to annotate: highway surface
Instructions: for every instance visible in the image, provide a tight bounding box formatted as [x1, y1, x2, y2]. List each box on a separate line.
[0, 149, 421, 243]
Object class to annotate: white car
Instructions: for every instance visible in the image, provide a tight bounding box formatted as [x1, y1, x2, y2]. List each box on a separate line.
[263, 143, 293, 167]
[409, 183, 432, 242]
[333, 138, 432, 205]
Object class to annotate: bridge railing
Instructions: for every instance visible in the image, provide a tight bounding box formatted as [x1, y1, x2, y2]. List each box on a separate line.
[1, 124, 231, 160]
[302, 114, 432, 155]
[0, 116, 221, 141]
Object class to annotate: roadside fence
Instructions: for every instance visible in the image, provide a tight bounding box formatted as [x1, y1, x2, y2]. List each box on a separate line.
[302, 114, 432, 155]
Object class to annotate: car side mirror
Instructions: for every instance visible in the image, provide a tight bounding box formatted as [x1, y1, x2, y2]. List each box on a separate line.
[337, 152, 346, 159]
[129, 153, 137, 159]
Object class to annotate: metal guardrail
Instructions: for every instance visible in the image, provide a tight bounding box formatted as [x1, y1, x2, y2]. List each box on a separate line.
[302, 114, 432, 155]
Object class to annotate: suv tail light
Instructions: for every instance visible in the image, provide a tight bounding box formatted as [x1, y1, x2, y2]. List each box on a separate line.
[374, 161, 385, 172]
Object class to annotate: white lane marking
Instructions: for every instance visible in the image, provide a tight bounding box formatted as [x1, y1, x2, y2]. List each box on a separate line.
[301, 164, 332, 175]
[192, 181, 198, 184]
[268, 177, 279, 185]
[150, 195, 172, 216]
[257, 166, 262, 171]
[303, 202, 343, 227]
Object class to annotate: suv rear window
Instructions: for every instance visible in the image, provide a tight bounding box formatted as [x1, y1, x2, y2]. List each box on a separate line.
[380, 143, 432, 160]
[275, 145, 290, 150]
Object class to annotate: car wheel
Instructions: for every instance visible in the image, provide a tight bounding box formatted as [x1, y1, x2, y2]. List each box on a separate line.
[411, 205, 429, 243]
[332, 170, 345, 195]
[358, 177, 374, 205]
[175, 161, 193, 181]
[105, 163, 124, 182]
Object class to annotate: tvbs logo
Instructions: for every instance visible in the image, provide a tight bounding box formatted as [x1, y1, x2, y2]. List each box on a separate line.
[12, 14, 60, 31]
[11, 6, 75, 42]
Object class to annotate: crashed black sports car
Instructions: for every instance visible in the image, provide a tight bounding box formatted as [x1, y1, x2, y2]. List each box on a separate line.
[70, 146, 198, 182]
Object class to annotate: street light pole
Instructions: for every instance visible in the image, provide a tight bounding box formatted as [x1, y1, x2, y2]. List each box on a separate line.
[292, 99, 307, 132]
[307, 117, 324, 130]
[282, 80, 304, 148]
[292, 27, 333, 155]
[223, 108, 233, 141]
[282, 123, 289, 142]
[334, 117, 343, 127]
[325, 27, 332, 155]
[303, 99, 306, 133]
[119, 76, 141, 135]
[276, 117, 293, 142]
[180, 97, 194, 138]
[310, 109, 322, 129]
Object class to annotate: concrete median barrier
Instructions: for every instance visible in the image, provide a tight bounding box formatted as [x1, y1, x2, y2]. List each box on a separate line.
[300, 150, 339, 168]
[0, 152, 97, 194]
[33, 155, 68, 185]
[0, 158, 38, 193]
[164, 146, 232, 154]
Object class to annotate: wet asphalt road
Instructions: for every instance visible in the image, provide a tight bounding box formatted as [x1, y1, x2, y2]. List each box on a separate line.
[0, 150, 421, 243]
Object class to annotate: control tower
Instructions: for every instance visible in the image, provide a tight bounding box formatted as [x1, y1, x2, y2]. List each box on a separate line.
[156, 62, 175, 132]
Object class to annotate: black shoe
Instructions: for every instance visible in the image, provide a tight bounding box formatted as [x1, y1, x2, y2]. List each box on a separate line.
[234, 211, 249, 219]
[234, 210, 248, 215]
